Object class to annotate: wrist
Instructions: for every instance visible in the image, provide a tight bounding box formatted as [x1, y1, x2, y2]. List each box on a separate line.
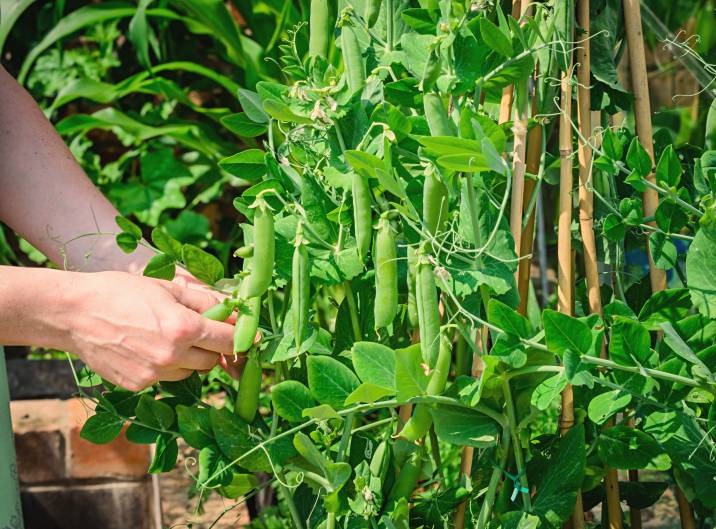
[0, 266, 86, 351]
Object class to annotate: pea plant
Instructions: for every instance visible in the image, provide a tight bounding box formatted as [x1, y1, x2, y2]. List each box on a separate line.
[78, 1, 716, 528]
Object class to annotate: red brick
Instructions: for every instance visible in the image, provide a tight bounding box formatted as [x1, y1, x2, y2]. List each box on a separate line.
[65, 398, 151, 480]
[11, 400, 66, 483]
[21, 481, 157, 529]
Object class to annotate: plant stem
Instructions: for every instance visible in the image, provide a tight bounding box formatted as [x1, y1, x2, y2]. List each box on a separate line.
[501, 378, 531, 510]
[476, 424, 512, 529]
[385, 0, 393, 52]
[337, 412, 354, 463]
[343, 281, 362, 342]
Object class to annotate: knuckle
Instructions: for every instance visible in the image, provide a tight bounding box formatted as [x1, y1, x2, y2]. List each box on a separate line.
[164, 314, 198, 343]
[154, 348, 178, 368]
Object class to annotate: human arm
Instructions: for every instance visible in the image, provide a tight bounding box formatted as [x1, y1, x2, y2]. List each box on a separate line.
[0, 266, 236, 390]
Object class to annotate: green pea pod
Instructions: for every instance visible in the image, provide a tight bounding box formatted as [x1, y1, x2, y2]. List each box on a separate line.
[236, 349, 261, 423]
[341, 25, 365, 94]
[415, 248, 441, 368]
[234, 296, 261, 353]
[374, 217, 398, 329]
[423, 92, 456, 137]
[352, 172, 372, 261]
[384, 448, 423, 509]
[241, 200, 274, 299]
[406, 245, 419, 328]
[369, 439, 391, 481]
[366, 0, 382, 27]
[422, 170, 448, 236]
[420, 48, 441, 92]
[308, 0, 335, 58]
[202, 301, 232, 322]
[233, 245, 254, 258]
[400, 332, 452, 442]
[292, 223, 310, 351]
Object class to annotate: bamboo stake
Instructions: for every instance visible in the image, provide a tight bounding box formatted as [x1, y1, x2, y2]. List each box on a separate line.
[575, 3, 623, 527]
[509, 1, 532, 278]
[497, 1, 523, 125]
[557, 3, 584, 528]
[622, 0, 667, 294]
[622, 1, 692, 527]
[516, 95, 542, 316]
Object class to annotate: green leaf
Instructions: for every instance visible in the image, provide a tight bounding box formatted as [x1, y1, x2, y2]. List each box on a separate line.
[531, 373, 567, 411]
[182, 244, 224, 285]
[219, 149, 267, 180]
[649, 232, 677, 270]
[532, 424, 586, 524]
[660, 322, 714, 382]
[655, 202, 688, 233]
[344, 383, 395, 405]
[116, 232, 139, 253]
[351, 342, 396, 390]
[80, 412, 124, 444]
[638, 289, 691, 330]
[488, 298, 531, 338]
[148, 433, 178, 473]
[626, 138, 652, 178]
[272, 380, 316, 423]
[151, 228, 183, 260]
[430, 406, 499, 447]
[210, 407, 269, 473]
[160, 372, 201, 403]
[136, 394, 175, 430]
[479, 17, 513, 57]
[302, 404, 341, 420]
[394, 343, 430, 402]
[221, 113, 268, 138]
[307, 356, 360, 410]
[609, 317, 651, 366]
[125, 423, 157, 444]
[603, 213, 626, 241]
[176, 405, 213, 449]
[237, 88, 268, 123]
[219, 473, 260, 499]
[602, 128, 623, 160]
[418, 136, 482, 157]
[597, 426, 663, 470]
[587, 390, 631, 425]
[263, 99, 312, 124]
[436, 153, 491, 173]
[116, 215, 142, 238]
[687, 227, 716, 318]
[542, 309, 592, 357]
[143, 253, 176, 280]
[655, 145, 682, 187]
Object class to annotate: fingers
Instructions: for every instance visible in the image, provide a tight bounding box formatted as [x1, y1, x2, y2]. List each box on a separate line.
[174, 347, 221, 371]
[192, 316, 235, 355]
[160, 279, 219, 314]
[158, 368, 197, 382]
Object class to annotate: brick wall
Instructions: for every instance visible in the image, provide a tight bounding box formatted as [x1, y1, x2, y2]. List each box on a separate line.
[11, 398, 161, 529]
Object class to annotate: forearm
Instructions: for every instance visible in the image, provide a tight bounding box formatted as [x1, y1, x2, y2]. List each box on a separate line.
[0, 66, 153, 272]
[0, 266, 77, 349]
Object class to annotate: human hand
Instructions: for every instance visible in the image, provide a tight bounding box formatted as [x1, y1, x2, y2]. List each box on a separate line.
[56, 271, 236, 391]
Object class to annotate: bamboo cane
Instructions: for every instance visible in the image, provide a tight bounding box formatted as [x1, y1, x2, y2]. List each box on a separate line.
[557, 2, 584, 528]
[497, 0, 523, 124]
[622, 0, 667, 294]
[516, 95, 542, 316]
[622, 1, 693, 527]
[575, 3, 623, 527]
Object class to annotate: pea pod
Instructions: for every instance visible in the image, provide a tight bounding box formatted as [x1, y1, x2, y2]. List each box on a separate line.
[292, 222, 310, 350]
[236, 349, 261, 423]
[308, 0, 335, 59]
[423, 170, 448, 236]
[341, 25, 365, 94]
[234, 296, 261, 353]
[384, 447, 424, 510]
[352, 172, 372, 261]
[202, 301, 233, 322]
[423, 92, 456, 137]
[240, 200, 274, 299]
[420, 48, 441, 92]
[366, 0, 382, 27]
[374, 216, 398, 329]
[369, 439, 391, 481]
[233, 245, 254, 258]
[415, 247, 441, 367]
[399, 331, 452, 442]
[406, 245, 419, 328]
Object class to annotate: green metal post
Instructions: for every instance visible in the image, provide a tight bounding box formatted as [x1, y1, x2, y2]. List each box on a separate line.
[0, 349, 23, 529]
